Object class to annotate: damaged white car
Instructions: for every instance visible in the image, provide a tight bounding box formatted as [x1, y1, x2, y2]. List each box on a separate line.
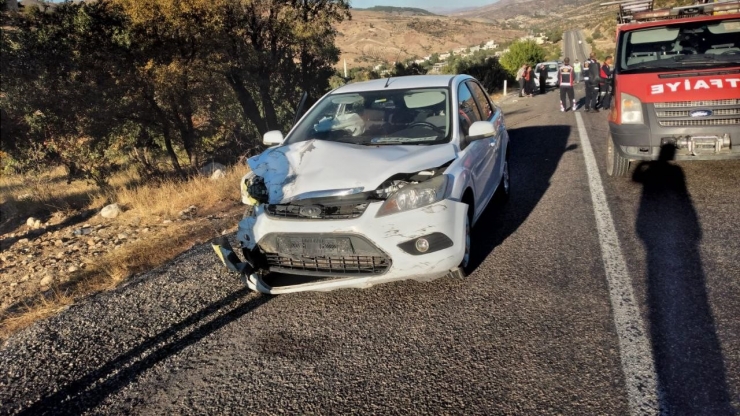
[213, 74, 510, 294]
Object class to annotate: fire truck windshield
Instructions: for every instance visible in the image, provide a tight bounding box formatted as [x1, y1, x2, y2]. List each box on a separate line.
[617, 18, 740, 74]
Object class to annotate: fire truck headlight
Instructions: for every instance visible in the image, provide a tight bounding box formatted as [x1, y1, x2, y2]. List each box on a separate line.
[620, 93, 644, 124]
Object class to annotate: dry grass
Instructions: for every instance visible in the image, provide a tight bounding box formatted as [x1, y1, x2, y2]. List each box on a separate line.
[0, 163, 249, 339]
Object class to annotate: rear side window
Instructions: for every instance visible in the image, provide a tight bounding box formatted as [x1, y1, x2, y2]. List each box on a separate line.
[457, 83, 482, 136]
[466, 81, 494, 120]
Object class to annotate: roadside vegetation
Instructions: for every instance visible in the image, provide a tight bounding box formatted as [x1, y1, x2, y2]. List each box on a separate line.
[0, 0, 350, 338]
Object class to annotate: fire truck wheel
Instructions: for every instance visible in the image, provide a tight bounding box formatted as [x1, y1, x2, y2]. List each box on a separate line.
[606, 132, 630, 177]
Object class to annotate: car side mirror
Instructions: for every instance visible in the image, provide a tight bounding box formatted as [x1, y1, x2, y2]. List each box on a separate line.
[467, 121, 496, 142]
[263, 130, 284, 146]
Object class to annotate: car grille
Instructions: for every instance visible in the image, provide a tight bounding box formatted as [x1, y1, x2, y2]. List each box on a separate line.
[653, 99, 740, 127]
[265, 254, 391, 275]
[265, 203, 368, 220]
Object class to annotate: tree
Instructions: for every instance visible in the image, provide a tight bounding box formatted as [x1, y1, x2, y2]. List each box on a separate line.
[1, 1, 138, 187]
[390, 62, 427, 77]
[499, 39, 546, 76]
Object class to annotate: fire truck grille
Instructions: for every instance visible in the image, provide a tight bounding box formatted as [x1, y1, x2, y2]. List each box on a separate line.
[653, 99, 740, 127]
[654, 99, 740, 108]
[658, 119, 740, 127]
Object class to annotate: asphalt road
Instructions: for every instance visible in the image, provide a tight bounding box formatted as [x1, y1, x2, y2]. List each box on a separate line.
[1, 33, 738, 415]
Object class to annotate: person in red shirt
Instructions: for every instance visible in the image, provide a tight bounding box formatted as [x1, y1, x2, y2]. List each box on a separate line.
[598, 56, 614, 110]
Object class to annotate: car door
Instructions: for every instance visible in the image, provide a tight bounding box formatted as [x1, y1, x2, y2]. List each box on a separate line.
[466, 80, 502, 213]
[456, 81, 493, 217]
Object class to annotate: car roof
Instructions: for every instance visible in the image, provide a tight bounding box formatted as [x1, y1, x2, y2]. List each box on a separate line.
[331, 75, 467, 94]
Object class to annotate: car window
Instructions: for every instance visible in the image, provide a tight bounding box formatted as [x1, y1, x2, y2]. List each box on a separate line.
[457, 83, 482, 137]
[285, 88, 451, 146]
[466, 81, 494, 120]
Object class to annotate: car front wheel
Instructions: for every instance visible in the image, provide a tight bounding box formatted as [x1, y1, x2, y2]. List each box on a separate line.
[606, 132, 630, 177]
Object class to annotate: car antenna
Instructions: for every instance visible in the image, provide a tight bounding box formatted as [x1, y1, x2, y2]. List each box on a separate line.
[384, 76, 392, 88]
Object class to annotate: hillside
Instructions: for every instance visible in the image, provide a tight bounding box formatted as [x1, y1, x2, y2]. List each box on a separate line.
[449, 0, 597, 22]
[336, 10, 524, 68]
[355, 6, 438, 16]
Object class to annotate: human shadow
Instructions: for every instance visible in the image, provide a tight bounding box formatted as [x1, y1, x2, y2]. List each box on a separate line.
[16, 287, 270, 416]
[633, 146, 734, 415]
[467, 125, 576, 272]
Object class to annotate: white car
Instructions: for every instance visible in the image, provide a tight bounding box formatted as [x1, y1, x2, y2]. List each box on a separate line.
[213, 75, 511, 294]
[534, 61, 561, 88]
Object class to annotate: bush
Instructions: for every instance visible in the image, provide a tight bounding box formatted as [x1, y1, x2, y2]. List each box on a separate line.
[499, 40, 546, 76]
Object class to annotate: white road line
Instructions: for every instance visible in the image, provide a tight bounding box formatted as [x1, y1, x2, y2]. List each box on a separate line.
[574, 112, 663, 415]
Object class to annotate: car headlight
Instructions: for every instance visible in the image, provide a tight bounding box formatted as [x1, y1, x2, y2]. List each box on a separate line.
[240, 172, 257, 205]
[620, 92, 644, 124]
[376, 175, 450, 217]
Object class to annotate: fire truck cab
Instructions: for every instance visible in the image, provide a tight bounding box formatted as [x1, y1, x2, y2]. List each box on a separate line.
[603, 0, 740, 176]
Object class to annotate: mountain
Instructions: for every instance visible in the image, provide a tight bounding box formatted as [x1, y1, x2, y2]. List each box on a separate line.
[354, 6, 438, 16]
[336, 9, 524, 68]
[450, 0, 598, 22]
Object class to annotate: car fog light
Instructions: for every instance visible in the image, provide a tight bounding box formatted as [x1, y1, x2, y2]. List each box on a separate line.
[415, 238, 430, 253]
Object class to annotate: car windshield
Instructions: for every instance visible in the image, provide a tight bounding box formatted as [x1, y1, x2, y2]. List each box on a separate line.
[285, 88, 451, 146]
[618, 18, 740, 73]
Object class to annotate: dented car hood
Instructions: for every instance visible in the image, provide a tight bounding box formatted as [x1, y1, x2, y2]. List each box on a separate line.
[247, 139, 457, 204]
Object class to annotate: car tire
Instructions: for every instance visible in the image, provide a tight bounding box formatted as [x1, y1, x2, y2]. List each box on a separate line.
[606, 132, 630, 177]
[495, 151, 511, 203]
[458, 210, 472, 277]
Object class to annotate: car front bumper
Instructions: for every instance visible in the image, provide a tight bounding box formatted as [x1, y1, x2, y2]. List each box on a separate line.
[234, 199, 468, 294]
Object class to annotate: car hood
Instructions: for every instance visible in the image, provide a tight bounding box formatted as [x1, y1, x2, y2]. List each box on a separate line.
[247, 139, 457, 204]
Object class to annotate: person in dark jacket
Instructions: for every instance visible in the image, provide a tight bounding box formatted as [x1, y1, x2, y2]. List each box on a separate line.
[598, 56, 614, 110]
[585, 53, 601, 112]
[538, 64, 548, 94]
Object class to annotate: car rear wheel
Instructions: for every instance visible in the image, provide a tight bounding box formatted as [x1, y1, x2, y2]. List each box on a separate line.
[606, 132, 630, 177]
[494, 152, 511, 203]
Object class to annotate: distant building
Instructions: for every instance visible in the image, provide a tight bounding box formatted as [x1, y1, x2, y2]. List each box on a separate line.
[429, 62, 447, 74]
[439, 52, 451, 61]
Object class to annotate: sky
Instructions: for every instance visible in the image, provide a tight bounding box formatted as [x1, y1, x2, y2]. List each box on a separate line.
[349, 0, 496, 10]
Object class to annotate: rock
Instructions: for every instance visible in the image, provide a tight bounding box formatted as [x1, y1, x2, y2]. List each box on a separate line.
[73, 227, 93, 236]
[26, 217, 39, 227]
[67, 266, 78, 273]
[163, 220, 173, 224]
[39, 274, 53, 287]
[100, 203, 122, 219]
[18, 238, 29, 244]
[117, 233, 128, 240]
[21, 275, 30, 282]
[200, 162, 226, 177]
[210, 169, 226, 180]
[87, 239, 97, 246]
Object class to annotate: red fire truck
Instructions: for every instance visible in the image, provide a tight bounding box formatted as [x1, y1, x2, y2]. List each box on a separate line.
[602, 0, 740, 176]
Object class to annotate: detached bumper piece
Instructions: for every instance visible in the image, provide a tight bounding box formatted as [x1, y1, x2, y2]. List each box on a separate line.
[212, 237, 253, 276]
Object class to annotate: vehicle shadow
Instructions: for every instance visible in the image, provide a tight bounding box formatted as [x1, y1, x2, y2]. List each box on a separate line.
[467, 125, 575, 272]
[632, 146, 733, 415]
[15, 287, 270, 416]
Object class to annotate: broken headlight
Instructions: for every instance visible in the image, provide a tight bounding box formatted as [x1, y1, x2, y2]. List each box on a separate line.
[376, 174, 450, 217]
[240, 172, 268, 205]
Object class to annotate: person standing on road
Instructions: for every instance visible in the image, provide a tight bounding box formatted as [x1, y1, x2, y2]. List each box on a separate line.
[599, 56, 614, 110]
[527, 65, 536, 97]
[584, 53, 601, 112]
[516, 64, 527, 97]
[573, 59, 582, 83]
[558, 57, 576, 112]
[538, 64, 548, 95]
[522, 65, 532, 97]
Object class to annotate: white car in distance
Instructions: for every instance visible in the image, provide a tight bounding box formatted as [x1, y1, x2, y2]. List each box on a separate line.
[213, 75, 511, 294]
